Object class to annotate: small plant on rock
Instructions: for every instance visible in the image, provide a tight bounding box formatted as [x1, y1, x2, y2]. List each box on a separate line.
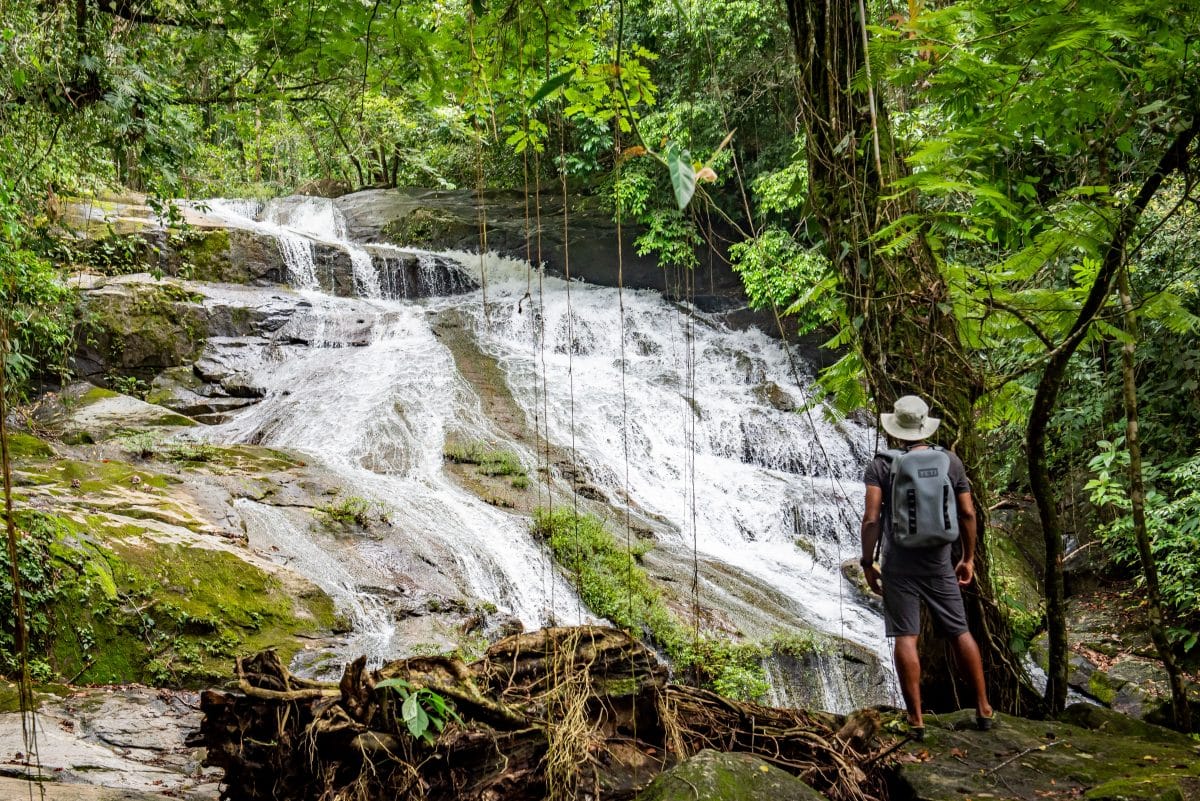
[374, 678, 462, 745]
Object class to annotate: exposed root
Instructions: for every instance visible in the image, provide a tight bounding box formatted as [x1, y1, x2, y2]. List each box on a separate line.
[198, 626, 894, 801]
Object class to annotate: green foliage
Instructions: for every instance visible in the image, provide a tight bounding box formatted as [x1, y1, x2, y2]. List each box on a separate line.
[729, 227, 839, 335]
[1087, 446, 1200, 648]
[0, 511, 70, 679]
[0, 185, 78, 398]
[375, 677, 463, 744]
[316, 496, 388, 528]
[532, 507, 785, 701]
[444, 441, 529, 487]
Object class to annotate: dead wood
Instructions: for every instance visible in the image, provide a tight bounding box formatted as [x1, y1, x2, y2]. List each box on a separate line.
[196, 626, 893, 801]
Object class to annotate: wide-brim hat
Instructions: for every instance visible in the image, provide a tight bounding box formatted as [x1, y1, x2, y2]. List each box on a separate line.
[880, 395, 941, 441]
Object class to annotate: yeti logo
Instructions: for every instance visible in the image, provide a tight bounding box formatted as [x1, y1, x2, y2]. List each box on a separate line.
[917, 468, 939, 478]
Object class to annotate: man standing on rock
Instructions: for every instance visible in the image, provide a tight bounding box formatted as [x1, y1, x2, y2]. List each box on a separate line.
[859, 395, 994, 739]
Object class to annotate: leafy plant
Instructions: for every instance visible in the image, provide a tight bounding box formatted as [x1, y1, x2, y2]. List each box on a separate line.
[315, 496, 387, 528]
[374, 678, 462, 744]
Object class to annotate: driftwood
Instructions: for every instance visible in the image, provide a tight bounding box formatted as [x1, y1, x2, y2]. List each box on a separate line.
[193, 626, 890, 801]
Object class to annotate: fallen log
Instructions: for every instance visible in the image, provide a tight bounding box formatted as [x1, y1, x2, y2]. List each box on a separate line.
[193, 626, 890, 801]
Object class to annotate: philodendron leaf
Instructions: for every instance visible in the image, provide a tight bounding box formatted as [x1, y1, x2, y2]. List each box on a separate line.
[529, 68, 577, 107]
[667, 145, 696, 210]
[402, 693, 430, 738]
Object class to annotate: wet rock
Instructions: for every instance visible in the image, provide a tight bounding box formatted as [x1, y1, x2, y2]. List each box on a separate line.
[146, 368, 261, 420]
[0, 687, 218, 799]
[764, 636, 893, 712]
[73, 275, 208, 384]
[634, 749, 827, 801]
[334, 188, 747, 303]
[839, 558, 883, 613]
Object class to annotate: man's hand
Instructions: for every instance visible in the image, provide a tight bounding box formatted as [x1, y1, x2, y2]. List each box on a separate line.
[955, 558, 975, 586]
[863, 563, 883, 595]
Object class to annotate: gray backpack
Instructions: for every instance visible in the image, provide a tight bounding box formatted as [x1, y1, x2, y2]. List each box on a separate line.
[879, 447, 960, 548]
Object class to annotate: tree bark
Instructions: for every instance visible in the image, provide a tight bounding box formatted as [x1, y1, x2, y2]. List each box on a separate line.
[1025, 115, 1199, 714]
[783, 0, 1037, 714]
[1115, 265, 1192, 731]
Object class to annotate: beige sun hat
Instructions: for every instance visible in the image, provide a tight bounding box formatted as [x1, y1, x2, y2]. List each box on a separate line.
[880, 395, 941, 441]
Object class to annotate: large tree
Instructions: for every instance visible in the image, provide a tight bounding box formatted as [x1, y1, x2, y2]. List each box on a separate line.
[782, 0, 1038, 713]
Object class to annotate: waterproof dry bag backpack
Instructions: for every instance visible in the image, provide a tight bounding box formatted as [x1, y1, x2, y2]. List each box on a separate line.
[880, 446, 960, 548]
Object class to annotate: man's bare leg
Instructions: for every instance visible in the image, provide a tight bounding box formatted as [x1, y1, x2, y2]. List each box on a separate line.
[894, 634, 923, 726]
[952, 630, 993, 718]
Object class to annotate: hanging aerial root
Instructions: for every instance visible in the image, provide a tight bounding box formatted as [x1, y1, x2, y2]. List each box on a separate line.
[196, 626, 895, 801]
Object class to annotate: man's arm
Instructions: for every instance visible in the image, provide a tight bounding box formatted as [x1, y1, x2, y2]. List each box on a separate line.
[861, 485, 883, 595]
[955, 490, 978, 586]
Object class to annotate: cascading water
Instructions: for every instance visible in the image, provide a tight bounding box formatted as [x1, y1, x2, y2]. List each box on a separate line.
[198, 291, 590, 668]
[190, 198, 895, 709]
[439, 256, 894, 707]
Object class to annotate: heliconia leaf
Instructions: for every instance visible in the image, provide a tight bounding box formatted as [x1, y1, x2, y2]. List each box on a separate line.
[529, 68, 577, 108]
[667, 146, 696, 210]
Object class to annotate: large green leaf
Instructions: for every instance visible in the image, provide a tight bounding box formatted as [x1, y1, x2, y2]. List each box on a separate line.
[529, 68, 577, 107]
[666, 146, 696, 211]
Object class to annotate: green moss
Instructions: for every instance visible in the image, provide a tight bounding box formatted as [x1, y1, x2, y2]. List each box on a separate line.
[531, 507, 769, 701]
[1086, 774, 1194, 800]
[4, 432, 55, 459]
[444, 440, 528, 478]
[1088, 670, 1119, 705]
[81, 386, 120, 405]
[989, 522, 1046, 652]
[2, 510, 337, 687]
[50, 459, 172, 492]
[172, 228, 231, 281]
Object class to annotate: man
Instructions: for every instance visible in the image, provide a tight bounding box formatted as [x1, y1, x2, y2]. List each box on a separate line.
[860, 395, 993, 739]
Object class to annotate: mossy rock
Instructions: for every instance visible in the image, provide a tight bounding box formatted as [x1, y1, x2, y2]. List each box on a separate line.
[379, 207, 478, 249]
[168, 228, 232, 281]
[76, 277, 208, 382]
[63, 389, 197, 443]
[5, 431, 56, 459]
[7, 510, 339, 688]
[892, 708, 1200, 801]
[635, 749, 828, 801]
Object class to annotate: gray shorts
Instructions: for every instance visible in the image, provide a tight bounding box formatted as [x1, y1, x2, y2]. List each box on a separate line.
[882, 570, 969, 638]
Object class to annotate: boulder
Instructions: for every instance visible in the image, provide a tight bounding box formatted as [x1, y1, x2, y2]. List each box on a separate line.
[46, 383, 196, 442]
[893, 707, 1200, 801]
[634, 749, 828, 801]
[73, 274, 208, 384]
[297, 177, 353, 198]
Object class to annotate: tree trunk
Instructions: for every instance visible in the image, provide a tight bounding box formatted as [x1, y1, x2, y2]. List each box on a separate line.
[783, 0, 1037, 714]
[1025, 116, 1199, 714]
[1116, 265, 1192, 731]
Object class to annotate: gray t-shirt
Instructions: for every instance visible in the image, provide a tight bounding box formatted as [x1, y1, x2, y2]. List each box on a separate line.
[863, 446, 970, 576]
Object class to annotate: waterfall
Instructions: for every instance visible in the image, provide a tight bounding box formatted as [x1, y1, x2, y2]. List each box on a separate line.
[235, 498, 396, 668]
[198, 291, 591, 672]
[190, 196, 896, 709]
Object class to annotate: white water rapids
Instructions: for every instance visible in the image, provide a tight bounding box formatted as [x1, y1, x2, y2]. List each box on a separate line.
[191, 197, 896, 710]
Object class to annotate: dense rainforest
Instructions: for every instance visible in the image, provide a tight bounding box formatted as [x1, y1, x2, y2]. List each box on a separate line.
[2, 0, 1200, 798]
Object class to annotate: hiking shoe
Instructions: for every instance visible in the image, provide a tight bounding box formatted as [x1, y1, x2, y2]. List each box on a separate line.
[976, 713, 995, 731]
[909, 725, 926, 742]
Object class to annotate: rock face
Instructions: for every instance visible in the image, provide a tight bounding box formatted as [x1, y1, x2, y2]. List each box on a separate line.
[892, 706, 1200, 801]
[1029, 595, 1200, 728]
[635, 750, 828, 801]
[0, 687, 219, 799]
[334, 188, 749, 304]
[73, 275, 208, 384]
